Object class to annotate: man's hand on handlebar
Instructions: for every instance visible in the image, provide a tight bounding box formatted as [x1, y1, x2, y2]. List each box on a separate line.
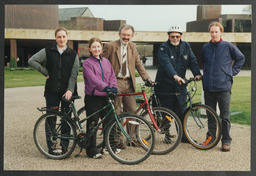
[144, 78, 154, 87]
[173, 75, 186, 85]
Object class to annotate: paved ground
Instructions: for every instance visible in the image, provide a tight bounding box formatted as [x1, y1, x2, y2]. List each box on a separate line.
[3, 69, 251, 172]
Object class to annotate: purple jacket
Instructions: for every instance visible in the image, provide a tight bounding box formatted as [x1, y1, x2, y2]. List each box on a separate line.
[83, 56, 117, 96]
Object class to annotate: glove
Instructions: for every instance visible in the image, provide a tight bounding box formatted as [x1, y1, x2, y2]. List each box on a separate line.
[144, 79, 153, 87]
[103, 86, 111, 93]
[103, 86, 118, 94]
[110, 87, 118, 94]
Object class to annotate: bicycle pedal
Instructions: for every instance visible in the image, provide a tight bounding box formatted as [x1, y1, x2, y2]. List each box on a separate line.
[75, 152, 87, 158]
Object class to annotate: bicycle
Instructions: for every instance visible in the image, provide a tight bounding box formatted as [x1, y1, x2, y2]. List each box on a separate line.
[152, 78, 221, 150]
[33, 94, 155, 165]
[78, 82, 183, 155]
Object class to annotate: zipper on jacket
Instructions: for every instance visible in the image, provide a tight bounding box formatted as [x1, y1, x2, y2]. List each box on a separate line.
[58, 53, 62, 92]
[98, 60, 104, 82]
[210, 45, 216, 89]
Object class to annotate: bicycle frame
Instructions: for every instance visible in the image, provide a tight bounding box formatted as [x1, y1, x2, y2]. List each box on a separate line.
[118, 84, 159, 132]
[69, 97, 131, 140]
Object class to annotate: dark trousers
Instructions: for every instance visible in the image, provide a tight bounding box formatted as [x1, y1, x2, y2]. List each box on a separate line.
[204, 91, 232, 145]
[44, 92, 71, 151]
[85, 95, 112, 157]
[158, 94, 187, 123]
[158, 93, 187, 139]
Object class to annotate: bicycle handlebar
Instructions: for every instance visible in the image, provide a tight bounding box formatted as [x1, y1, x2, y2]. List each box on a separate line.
[184, 77, 200, 86]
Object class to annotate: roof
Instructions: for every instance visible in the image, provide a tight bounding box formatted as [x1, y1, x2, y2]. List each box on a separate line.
[59, 7, 93, 21]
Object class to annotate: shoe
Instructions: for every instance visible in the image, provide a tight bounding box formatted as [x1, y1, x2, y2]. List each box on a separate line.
[114, 148, 122, 154]
[101, 148, 109, 155]
[222, 144, 231, 152]
[92, 153, 103, 159]
[127, 141, 141, 147]
[49, 149, 62, 155]
[101, 148, 121, 154]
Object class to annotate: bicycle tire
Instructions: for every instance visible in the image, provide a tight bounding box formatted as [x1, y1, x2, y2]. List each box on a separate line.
[183, 104, 221, 150]
[33, 113, 77, 159]
[104, 113, 155, 165]
[77, 106, 104, 149]
[141, 107, 182, 155]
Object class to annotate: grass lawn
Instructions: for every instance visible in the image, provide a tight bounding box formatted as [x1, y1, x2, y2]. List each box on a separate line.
[4, 68, 84, 88]
[4, 68, 251, 125]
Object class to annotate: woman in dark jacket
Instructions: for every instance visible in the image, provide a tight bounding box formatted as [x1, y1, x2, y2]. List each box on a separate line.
[28, 27, 79, 155]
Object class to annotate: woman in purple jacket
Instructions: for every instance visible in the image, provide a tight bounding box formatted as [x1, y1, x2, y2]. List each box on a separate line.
[83, 37, 118, 159]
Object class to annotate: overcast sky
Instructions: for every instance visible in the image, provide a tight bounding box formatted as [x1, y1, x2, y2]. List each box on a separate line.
[59, 5, 250, 32]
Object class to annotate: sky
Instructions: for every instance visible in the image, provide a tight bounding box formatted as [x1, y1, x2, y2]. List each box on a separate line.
[59, 5, 250, 32]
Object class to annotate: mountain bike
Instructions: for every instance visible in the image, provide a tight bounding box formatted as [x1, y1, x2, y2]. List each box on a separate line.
[152, 78, 221, 150]
[33, 94, 155, 165]
[78, 83, 183, 155]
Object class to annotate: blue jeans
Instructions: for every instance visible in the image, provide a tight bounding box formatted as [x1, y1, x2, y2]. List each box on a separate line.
[204, 91, 232, 145]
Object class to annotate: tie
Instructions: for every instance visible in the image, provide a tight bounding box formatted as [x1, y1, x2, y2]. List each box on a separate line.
[122, 46, 127, 76]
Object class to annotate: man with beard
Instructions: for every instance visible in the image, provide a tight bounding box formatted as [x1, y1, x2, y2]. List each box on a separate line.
[102, 24, 152, 147]
[155, 26, 202, 143]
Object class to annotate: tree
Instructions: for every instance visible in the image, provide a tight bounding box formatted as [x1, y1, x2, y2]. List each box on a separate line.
[242, 5, 251, 14]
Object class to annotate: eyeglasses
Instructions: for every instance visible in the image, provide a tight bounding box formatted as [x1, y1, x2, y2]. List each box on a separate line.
[170, 35, 181, 39]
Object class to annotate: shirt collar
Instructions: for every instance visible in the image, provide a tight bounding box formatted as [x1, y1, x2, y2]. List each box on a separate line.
[210, 38, 223, 43]
[56, 44, 67, 54]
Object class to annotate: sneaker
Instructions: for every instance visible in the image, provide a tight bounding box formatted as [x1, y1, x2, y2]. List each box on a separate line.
[114, 148, 122, 154]
[101, 148, 109, 155]
[92, 153, 103, 159]
[49, 149, 62, 155]
[101, 148, 121, 154]
[222, 144, 231, 152]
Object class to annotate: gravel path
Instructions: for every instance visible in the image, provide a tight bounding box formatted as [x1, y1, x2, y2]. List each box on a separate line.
[3, 69, 251, 171]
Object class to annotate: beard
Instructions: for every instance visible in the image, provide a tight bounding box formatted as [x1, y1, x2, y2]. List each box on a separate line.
[120, 38, 130, 45]
[170, 41, 180, 46]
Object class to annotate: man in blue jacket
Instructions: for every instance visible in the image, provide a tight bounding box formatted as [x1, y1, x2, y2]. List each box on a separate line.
[201, 22, 245, 152]
[155, 26, 202, 143]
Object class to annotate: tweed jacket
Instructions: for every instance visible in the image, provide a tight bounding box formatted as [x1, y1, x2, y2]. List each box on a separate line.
[102, 39, 149, 92]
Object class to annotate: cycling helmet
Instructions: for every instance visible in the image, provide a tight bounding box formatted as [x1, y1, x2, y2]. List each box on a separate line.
[167, 26, 182, 34]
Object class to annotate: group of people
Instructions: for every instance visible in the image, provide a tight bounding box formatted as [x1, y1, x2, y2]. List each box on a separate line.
[28, 22, 245, 159]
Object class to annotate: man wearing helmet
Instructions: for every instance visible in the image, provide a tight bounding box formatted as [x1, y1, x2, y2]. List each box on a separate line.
[155, 26, 202, 143]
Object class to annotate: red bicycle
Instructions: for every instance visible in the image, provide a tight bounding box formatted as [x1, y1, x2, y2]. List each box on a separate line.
[78, 82, 183, 155]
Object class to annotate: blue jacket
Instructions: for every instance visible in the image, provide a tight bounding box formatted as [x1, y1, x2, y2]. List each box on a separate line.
[155, 40, 201, 94]
[201, 40, 245, 92]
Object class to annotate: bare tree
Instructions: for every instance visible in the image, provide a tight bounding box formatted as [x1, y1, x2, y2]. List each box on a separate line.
[242, 5, 251, 14]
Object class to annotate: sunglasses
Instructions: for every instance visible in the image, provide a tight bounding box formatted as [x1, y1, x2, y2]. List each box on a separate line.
[170, 35, 181, 39]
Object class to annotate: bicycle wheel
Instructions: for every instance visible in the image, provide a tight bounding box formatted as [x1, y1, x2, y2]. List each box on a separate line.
[33, 113, 77, 159]
[104, 114, 155, 165]
[183, 104, 221, 150]
[141, 107, 182, 155]
[77, 106, 104, 149]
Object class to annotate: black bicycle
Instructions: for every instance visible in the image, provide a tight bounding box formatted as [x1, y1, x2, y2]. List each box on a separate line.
[138, 78, 221, 150]
[33, 94, 155, 165]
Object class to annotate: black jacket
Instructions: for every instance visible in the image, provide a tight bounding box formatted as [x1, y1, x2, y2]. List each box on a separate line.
[45, 44, 77, 95]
